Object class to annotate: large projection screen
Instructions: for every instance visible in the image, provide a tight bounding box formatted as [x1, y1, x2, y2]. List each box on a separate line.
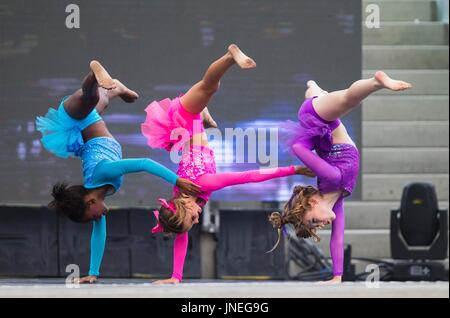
[0, 0, 362, 206]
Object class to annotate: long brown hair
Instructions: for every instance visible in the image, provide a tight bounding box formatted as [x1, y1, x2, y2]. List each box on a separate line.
[267, 185, 321, 253]
[157, 194, 190, 234]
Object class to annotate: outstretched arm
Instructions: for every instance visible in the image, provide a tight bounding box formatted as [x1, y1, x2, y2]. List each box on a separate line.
[330, 197, 345, 278]
[197, 166, 296, 193]
[291, 143, 342, 186]
[172, 233, 189, 281]
[89, 216, 107, 277]
[316, 196, 346, 285]
[153, 232, 188, 285]
[92, 158, 201, 195]
[94, 158, 178, 185]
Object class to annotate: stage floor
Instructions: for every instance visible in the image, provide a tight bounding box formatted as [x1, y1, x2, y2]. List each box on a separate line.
[0, 279, 448, 298]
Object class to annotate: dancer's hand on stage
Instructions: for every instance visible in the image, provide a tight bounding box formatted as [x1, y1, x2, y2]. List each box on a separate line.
[176, 178, 202, 196]
[295, 166, 316, 178]
[73, 275, 98, 284]
[152, 277, 180, 285]
[316, 276, 342, 285]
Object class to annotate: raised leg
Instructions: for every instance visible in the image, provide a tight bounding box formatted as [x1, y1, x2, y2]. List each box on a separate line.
[196, 166, 294, 193]
[180, 44, 256, 115]
[63, 71, 101, 120]
[312, 71, 412, 121]
[64, 61, 139, 119]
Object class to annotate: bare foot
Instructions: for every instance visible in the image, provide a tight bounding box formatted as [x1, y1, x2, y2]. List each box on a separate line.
[73, 275, 98, 284]
[316, 276, 342, 285]
[306, 80, 329, 97]
[90, 60, 117, 90]
[110, 79, 139, 103]
[201, 107, 218, 129]
[375, 71, 412, 91]
[228, 44, 256, 69]
[152, 277, 180, 285]
[307, 80, 318, 88]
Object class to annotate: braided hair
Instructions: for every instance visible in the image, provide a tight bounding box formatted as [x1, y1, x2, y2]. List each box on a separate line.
[267, 185, 322, 252]
[48, 182, 89, 223]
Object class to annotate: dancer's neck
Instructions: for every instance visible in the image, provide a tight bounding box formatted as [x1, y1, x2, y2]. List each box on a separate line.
[321, 191, 342, 208]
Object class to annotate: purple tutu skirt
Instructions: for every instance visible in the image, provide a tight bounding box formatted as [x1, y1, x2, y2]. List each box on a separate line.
[282, 96, 341, 153]
[282, 97, 359, 196]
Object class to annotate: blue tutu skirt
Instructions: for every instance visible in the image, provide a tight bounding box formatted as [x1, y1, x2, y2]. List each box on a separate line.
[35, 97, 102, 158]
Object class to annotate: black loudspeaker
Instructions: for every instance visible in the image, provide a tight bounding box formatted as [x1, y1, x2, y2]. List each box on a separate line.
[0, 206, 58, 276]
[216, 209, 285, 280]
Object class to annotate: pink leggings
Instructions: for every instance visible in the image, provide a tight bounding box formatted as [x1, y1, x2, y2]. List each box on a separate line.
[197, 166, 296, 193]
[171, 165, 296, 282]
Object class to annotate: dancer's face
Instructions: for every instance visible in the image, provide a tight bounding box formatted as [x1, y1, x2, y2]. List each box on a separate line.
[83, 195, 110, 222]
[181, 196, 202, 232]
[303, 197, 336, 230]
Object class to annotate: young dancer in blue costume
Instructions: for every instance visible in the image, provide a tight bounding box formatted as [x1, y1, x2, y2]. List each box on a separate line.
[35, 61, 201, 283]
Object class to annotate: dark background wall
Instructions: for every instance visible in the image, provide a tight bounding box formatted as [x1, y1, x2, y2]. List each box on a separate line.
[0, 206, 202, 278]
[216, 209, 286, 279]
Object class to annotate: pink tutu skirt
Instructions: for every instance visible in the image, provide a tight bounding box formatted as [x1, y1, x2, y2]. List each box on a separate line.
[141, 97, 205, 152]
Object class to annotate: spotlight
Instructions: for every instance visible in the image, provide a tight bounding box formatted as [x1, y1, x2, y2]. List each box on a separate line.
[390, 183, 448, 281]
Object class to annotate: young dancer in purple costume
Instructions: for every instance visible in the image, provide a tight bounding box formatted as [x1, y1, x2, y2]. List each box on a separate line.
[268, 71, 412, 284]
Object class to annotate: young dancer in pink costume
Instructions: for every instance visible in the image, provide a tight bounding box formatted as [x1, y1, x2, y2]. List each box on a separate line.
[141, 44, 314, 284]
[268, 71, 412, 284]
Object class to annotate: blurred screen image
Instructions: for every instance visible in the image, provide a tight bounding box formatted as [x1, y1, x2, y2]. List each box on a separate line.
[0, 0, 361, 206]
